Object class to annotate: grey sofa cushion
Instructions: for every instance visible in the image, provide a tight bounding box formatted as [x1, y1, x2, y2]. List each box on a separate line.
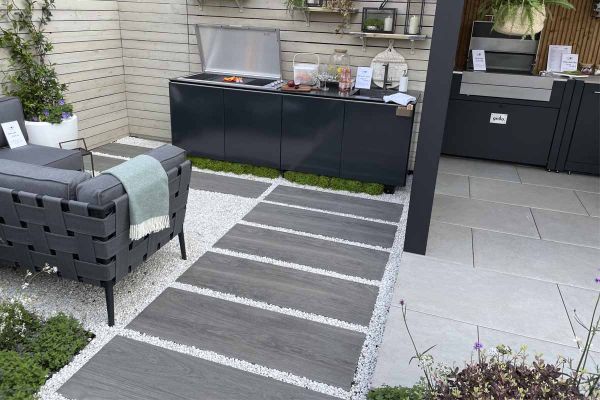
[0, 97, 28, 148]
[77, 144, 186, 206]
[0, 159, 91, 200]
[0, 144, 84, 171]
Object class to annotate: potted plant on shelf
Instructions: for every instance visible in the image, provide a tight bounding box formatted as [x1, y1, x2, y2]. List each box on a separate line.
[480, 0, 575, 38]
[0, 0, 77, 148]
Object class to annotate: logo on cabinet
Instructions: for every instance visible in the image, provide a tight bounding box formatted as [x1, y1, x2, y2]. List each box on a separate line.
[490, 113, 508, 125]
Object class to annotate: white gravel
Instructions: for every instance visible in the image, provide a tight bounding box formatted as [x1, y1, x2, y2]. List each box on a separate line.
[1, 137, 413, 400]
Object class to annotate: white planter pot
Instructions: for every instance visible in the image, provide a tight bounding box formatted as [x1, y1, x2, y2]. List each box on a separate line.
[25, 115, 79, 149]
[494, 6, 546, 36]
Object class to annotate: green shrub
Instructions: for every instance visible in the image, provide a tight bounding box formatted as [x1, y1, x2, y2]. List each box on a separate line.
[284, 171, 385, 195]
[368, 385, 425, 400]
[0, 351, 48, 400]
[188, 156, 280, 179]
[26, 314, 92, 372]
[0, 302, 40, 352]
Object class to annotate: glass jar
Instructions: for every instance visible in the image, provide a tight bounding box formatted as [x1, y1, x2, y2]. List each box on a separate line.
[329, 49, 352, 92]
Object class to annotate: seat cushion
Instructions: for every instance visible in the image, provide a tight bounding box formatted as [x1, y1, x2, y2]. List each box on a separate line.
[0, 97, 28, 148]
[0, 144, 84, 171]
[0, 159, 91, 200]
[76, 144, 186, 206]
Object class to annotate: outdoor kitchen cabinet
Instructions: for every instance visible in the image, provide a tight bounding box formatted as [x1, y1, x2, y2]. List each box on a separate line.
[281, 96, 344, 176]
[224, 89, 282, 169]
[170, 83, 225, 160]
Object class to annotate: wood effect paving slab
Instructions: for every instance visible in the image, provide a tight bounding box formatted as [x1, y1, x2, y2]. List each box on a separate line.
[85, 155, 124, 172]
[94, 142, 151, 158]
[214, 224, 389, 280]
[190, 171, 270, 198]
[178, 251, 378, 326]
[59, 336, 337, 400]
[244, 202, 397, 248]
[266, 185, 403, 222]
[127, 288, 365, 389]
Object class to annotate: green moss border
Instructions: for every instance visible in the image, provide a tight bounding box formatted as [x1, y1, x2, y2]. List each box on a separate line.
[187, 156, 386, 196]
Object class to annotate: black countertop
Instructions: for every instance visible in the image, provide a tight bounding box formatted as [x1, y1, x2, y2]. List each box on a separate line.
[171, 76, 422, 105]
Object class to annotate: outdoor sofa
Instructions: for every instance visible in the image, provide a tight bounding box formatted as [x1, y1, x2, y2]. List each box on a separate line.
[0, 97, 191, 326]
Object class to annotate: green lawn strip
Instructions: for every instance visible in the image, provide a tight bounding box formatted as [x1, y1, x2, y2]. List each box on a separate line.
[0, 301, 93, 400]
[187, 156, 386, 195]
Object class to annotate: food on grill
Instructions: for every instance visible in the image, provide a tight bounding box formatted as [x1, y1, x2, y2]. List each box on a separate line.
[224, 76, 243, 83]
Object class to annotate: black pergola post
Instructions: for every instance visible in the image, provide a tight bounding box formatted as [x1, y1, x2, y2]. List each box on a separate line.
[403, 0, 465, 254]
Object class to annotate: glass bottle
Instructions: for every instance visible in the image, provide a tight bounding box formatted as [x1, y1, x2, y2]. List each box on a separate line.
[329, 49, 352, 92]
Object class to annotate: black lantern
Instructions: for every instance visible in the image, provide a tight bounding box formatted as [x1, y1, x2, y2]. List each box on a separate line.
[361, 5, 397, 34]
[305, 0, 324, 6]
[404, 0, 424, 35]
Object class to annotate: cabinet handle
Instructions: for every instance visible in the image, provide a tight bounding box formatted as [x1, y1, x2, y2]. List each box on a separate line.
[595, 91, 600, 94]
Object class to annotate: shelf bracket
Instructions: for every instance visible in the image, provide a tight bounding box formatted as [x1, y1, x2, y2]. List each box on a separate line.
[410, 39, 415, 54]
[198, 0, 243, 12]
[302, 9, 311, 26]
[360, 35, 367, 52]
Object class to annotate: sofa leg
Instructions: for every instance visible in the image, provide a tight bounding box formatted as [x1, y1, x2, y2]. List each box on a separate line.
[104, 281, 115, 327]
[178, 231, 187, 260]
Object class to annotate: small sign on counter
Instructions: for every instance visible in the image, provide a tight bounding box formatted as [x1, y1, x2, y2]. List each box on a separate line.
[560, 53, 579, 72]
[547, 45, 572, 72]
[355, 67, 374, 89]
[1, 121, 27, 148]
[472, 50, 487, 71]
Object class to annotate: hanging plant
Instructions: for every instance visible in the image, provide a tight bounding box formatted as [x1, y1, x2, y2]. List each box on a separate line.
[0, 0, 73, 124]
[480, 0, 575, 39]
[283, 0, 306, 13]
[326, 0, 355, 33]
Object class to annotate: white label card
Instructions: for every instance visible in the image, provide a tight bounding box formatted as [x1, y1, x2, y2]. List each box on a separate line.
[355, 67, 374, 89]
[490, 113, 508, 125]
[472, 50, 487, 71]
[548, 45, 572, 72]
[560, 53, 579, 72]
[1, 121, 27, 148]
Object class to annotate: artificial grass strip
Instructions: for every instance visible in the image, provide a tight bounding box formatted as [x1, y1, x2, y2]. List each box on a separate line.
[283, 171, 385, 196]
[188, 156, 280, 179]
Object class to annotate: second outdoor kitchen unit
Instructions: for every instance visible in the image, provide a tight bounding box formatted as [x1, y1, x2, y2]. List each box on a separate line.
[170, 24, 420, 192]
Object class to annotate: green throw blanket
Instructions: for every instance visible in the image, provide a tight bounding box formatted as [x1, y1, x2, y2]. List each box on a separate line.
[103, 155, 170, 240]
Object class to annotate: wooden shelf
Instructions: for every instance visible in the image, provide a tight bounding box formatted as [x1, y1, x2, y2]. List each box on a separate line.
[198, 0, 244, 12]
[293, 6, 359, 27]
[348, 32, 428, 53]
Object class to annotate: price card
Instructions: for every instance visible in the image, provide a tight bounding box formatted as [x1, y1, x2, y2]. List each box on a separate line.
[472, 50, 487, 71]
[560, 53, 579, 72]
[355, 67, 374, 89]
[1, 121, 27, 148]
[547, 45, 571, 72]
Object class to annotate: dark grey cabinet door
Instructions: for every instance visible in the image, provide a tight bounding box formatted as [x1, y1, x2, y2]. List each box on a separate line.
[566, 83, 600, 174]
[170, 83, 225, 159]
[224, 89, 282, 169]
[341, 102, 413, 186]
[281, 96, 344, 176]
[443, 100, 559, 166]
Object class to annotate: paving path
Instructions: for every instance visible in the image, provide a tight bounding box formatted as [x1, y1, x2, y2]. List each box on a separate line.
[61, 142, 406, 400]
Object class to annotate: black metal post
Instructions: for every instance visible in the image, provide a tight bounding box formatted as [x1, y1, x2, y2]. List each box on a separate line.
[403, 0, 465, 254]
[179, 231, 187, 260]
[104, 280, 115, 327]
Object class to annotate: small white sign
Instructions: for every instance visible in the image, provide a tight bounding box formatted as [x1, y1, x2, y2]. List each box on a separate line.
[547, 45, 572, 72]
[355, 67, 374, 89]
[490, 113, 508, 125]
[560, 53, 579, 72]
[1, 121, 27, 148]
[472, 50, 487, 71]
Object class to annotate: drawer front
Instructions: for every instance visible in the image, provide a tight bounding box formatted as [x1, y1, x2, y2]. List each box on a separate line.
[566, 83, 600, 171]
[443, 100, 559, 166]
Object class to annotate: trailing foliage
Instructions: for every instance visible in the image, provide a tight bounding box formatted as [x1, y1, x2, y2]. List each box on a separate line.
[283, 171, 385, 195]
[368, 384, 426, 400]
[188, 156, 280, 179]
[0, 351, 48, 400]
[480, 0, 575, 38]
[0, 0, 73, 124]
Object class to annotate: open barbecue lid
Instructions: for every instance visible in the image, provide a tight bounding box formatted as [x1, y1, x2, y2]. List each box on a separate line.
[195, 24, 282, 79]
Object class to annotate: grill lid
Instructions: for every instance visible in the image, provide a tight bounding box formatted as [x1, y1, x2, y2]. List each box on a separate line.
[195, 24, 282, 79]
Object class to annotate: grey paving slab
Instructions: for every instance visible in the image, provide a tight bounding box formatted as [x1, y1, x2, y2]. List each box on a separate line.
[60, 336, 337, 400]
[190, 171, 270, 198]
[214, 224, 389, 281]
[474, 229, 600, 291]
[555, 285, 600, 349]
[393, 253, 573, 346]
[94, 142, 151, 158]
[517, 167, 600, 193]
[372, 308, 477, 388]
[244, 202, 397, 248]
[84, 154, 124, 172]
[425, 221, 473, 266]
[177, 251, 378, 326]
[470, 177, 587, 215]
[479, 327, 582, 364]
[532, 208, 600, 248]
[431, 194, 539, 238]
[435, 172, 470, 198]
[438, 156, 521, 182]
[577, 191, 600, 217]
[266, 185, 403, 222]
[128, 288, 365, 389]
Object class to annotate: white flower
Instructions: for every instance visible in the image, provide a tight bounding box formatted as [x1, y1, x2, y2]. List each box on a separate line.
[21, 282, 29, 290]
[25, 270, 32, 277]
